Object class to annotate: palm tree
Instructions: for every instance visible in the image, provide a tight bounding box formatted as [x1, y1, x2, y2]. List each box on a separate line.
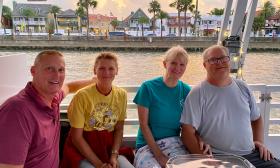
[261, 1, 275, 20]
[170, 0, 183, 37]
[75, 6, 86, 33]
[77, 0, 98, 39]
[110, 19, 119, 31]
[21, 8, 36, 34]
[181, 0, 195, 37]
[193, 10, 201, 36]
[252, 16, 264, 37]
[148, 0, 161, 34]
[210, 8, 224, 15]
[257, 1, 275, 30]
[138, 16, 149, 37]
[193, 0, 200, 36]
[1, 5, 12, 34]
[157, 10, 168, 37]
[49, 5, 61, 34]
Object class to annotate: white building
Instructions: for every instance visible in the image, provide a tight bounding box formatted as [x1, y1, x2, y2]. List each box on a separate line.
[155, 13, 233, 37]
[155, 12, 193, 36]
[12, 1, 51, 33]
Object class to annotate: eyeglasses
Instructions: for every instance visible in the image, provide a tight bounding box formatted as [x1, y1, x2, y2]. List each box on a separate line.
[206, 56, 230, 64]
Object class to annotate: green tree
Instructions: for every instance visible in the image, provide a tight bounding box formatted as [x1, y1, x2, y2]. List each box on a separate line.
[110, 19, 119, 31]
[157, 10, 169, 37]
[46, 18, 55, 38]
[251, 1, 277, 37]
[252, 16, 264, 37]
[181, 0, 195, 37]
[210, 8, 224, 15]
[49, 5, 61, 34]
[77, 0, 98, 38]
[138, 16, 149, 37]
[148, 0, 161, 34]
[2, 5, 12, 33]
[170, 0, 183, 37]
[261, 1, 275, 20]
[2, 5, 12, 21]
[193, 0, 198, 36]
[21, 8, 36, 33]
[195, 11, 202, 36]
[75, 6, 86, 33]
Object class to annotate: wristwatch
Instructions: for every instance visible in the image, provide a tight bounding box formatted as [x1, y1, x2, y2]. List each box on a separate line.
[111, 149, 119, 156]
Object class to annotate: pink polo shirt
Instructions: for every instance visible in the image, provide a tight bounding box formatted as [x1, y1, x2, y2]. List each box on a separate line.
[0, 82, 64, 168]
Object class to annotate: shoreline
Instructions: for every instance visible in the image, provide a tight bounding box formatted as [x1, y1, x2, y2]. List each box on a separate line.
[1, 37, 280, 51]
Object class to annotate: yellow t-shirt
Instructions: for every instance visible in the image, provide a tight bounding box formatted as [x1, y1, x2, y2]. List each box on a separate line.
[68, 84, 127, 132]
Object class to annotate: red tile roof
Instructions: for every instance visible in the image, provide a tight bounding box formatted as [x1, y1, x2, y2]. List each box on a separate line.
[89, 14, 117, 21]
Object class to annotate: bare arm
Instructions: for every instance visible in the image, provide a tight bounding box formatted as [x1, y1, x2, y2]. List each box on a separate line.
[181, 124, 204, 154]
[112, 121, 124, 153]
[251, 116, 264, 143]
[137, 105, 168, 167]
[110, 121, 124, 168]
[0, 164, 23, 168]
[70, 127, 105, 167]
[62, 77, 97, 96]
[251, 116, 273, 161]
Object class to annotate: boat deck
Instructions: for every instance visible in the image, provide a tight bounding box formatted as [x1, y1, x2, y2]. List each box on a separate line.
[60, 85, 280, 158]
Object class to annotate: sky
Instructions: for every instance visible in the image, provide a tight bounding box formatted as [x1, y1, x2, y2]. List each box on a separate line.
[3, 0, 280, 19]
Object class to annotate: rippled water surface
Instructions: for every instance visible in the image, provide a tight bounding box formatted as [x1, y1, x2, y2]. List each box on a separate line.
[18, 51, 280, 85]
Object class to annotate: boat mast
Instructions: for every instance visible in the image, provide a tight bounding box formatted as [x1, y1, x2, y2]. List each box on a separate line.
[0, 0, 3, 27]
[218, 0, 233, 45]
[218, 0, 258, 79]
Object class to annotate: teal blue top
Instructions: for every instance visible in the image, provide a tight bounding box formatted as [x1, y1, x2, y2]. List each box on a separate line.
[133, 77, 191, 148]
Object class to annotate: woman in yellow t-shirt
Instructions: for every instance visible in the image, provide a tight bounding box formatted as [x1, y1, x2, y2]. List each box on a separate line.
[62, 52, 134, 168]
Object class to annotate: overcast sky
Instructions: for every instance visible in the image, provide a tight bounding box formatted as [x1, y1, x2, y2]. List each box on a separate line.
[3, 0, 280, 19]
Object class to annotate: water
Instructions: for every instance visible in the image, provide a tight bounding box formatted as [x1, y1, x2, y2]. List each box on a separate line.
[19, 51, 280, 85]
[1, 50, 280, 134]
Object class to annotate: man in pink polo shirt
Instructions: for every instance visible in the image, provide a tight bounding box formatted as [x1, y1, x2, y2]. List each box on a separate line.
[0, 50, 94, 168]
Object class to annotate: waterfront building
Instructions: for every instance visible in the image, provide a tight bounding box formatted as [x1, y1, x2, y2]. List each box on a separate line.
[122, 8, 151, 35]
[88, 14, 117, 35]
[57, 9, 79, 34]
[154, 13, 230, 37]
[265, 12, 280, 37]
[12, 1, 51, 33]
[165, 12, 193, 36]
[154, 16, 168, 36]
[197, 14, 223, 37]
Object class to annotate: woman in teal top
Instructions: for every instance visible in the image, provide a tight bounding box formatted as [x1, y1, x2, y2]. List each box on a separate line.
[133, 46, 191, 168]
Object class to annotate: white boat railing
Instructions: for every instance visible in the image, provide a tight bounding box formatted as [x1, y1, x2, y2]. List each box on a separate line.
[60, 84, 280, 158]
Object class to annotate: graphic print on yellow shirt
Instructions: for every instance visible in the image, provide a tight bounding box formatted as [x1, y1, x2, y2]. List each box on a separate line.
[68, 84, 127, 132]
[88, 102, 118, 131]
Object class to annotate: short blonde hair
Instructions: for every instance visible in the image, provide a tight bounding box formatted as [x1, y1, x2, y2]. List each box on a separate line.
[34, 50, 63, 66]
[202, 45, 229, 62]
[94, 52, 118, 69]
[164, 45, 189, 63]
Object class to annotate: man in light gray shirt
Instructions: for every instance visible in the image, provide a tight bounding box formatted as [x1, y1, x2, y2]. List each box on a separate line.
[180, 45, 280, 168]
